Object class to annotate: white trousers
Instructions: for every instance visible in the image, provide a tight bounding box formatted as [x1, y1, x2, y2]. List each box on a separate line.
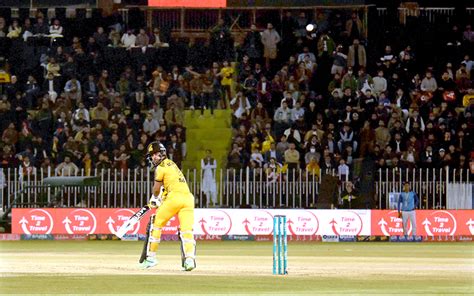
[402, 210, 417, 236]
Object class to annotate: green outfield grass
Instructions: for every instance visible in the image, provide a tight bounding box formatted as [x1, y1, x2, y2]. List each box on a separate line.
[0, 240, 473, 294]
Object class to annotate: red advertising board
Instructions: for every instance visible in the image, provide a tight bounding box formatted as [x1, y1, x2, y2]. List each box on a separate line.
[148, 0, 226, 7]
[12, 208, 474, 236]
[371, 210, 474, 236]
[12, 208, 180, 236]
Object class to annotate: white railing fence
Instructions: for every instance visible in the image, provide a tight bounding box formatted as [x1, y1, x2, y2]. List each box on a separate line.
[377, 7, 473, 23]
[0, 167, 471, 210]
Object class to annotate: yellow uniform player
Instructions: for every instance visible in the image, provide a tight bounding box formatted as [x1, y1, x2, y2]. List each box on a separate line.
[141, 141, 196, 271]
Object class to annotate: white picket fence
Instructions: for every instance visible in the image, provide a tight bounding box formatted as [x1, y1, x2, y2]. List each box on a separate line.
[0, 167, 471, 210]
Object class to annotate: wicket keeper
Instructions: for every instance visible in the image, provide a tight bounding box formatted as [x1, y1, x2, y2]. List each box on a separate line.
[141, 141, 196, 271]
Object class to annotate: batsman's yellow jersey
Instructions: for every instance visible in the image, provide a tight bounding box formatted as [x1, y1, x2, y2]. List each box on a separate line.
[154, 159, 191, 194]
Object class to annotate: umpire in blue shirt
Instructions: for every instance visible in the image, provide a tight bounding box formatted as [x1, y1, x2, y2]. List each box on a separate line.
[398, 181, 419, 236]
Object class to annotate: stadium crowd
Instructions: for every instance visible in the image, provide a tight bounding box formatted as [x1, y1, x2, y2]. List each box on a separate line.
[0, 8, 472, 187]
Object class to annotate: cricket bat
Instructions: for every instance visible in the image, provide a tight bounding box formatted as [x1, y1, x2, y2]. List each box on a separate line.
[115, 205, 151, 238]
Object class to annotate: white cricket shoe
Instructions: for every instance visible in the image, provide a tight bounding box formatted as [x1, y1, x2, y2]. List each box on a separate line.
[183, 258, 196, 271]
[140, 257, 157, 269]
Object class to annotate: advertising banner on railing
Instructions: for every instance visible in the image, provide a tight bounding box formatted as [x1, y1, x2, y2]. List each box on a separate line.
[11, 209, 474, 236]
[371, 210, 474, 236]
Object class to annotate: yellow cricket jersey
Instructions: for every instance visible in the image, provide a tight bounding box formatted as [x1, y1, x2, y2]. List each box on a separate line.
[154, 159, 190, 194]
[220, 67, 234, 86]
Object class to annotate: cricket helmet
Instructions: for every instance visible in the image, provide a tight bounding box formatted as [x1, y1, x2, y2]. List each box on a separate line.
[146, 141, 167, 168]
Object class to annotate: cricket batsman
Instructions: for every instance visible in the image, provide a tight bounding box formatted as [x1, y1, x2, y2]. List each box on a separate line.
[141, 141, 196, 271]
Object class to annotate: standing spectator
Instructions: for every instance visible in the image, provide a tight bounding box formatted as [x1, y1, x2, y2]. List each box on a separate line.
[201, 149, 217, 207]
[331, 45, 347, 75]
[341, 181, 359, 209]
[347, 39, 366, 73]
[294, 12, 308, 38]
[18, 156, 35, 187]
[261, 23, 281, 70]
[93, 27, 108, 48]
[210, 19, 232, 61]
[345, 12, 366, 41]
[218, 60, 234, 109]
[243, 24, 262, 64]
[337, 158, 350, 181]
[375, 120, 391, 149]
[398, 181, 419, 238]
[317, 31, 335, 58]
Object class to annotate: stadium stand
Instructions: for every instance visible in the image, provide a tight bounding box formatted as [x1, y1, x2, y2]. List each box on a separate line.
[0, 3, 472, 209]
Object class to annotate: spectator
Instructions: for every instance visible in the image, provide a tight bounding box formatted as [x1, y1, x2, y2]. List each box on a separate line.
[372, 70, 387, 97]
[273, 101, 292, 138]
[7, 19, 21, 39]
[143, 112, 159, 137]
[261, 23, 281, 70]
[135, 28, 150, 50]
[230, 91, 251, 121]
[243, 24, 262, 64]
[284, 142, 300, 170]
[55, 156, 79, 176]
[201, 149, 217, 207]
[121, 29, 136, 49]
[347, 39, 366, 72]
[345, 12, 366, 41]
[64, 76, 82, 105]
[218, 60, 234, 108]
[420, 71, 438, 94]
[375, 120, 390, 149]
[398, 181, 419, 237]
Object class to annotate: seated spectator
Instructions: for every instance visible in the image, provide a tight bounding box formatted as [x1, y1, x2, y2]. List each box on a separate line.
[250, 148, 264, 167]
[55, 156, 79, 176]
[49, 19, 64, 37]
[7, 19, 22, 39]
[305, 145, 320, 165]
[64, 76, 82, 105]
[273, 101, 292, 138]
[143, 112, 160, 137]
[284, 142, 300, 170]
[121, 29, 136, 49]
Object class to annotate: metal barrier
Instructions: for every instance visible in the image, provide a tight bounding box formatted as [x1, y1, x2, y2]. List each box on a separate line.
[124, 5, 371, 35]
[377, 7, 470, 23]
[1, 167, 471, 210]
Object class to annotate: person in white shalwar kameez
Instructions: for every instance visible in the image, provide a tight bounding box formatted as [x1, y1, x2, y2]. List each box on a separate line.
[201, 149, 217, 207]
[230, 92, 251, 119]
